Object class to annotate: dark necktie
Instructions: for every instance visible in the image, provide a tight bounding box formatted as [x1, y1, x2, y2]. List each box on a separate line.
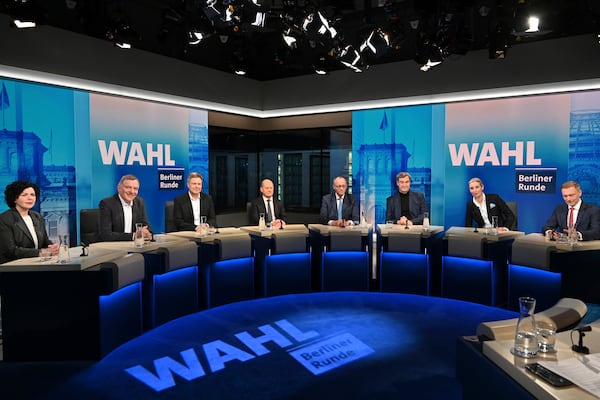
[266, 199, 273, 222]
[568, 207, 574, 228]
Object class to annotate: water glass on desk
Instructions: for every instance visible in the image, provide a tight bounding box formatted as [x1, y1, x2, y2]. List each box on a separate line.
[134, 223, 145, 248]
[57, 234, 71, 264]
[422, 212, 430, 232]
[536, 316, 557, 353]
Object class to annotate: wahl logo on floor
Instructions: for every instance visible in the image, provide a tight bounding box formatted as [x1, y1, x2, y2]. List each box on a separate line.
[124, 319, 374, 392]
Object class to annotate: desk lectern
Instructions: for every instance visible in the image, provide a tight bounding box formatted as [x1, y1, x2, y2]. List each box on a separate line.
[0, 249, 144, 361]
[443, 227, 524, 307]
[509, 233, 600, 310]
[378, 224, 444, 295]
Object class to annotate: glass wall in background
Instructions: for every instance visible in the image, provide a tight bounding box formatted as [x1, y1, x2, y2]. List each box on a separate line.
[208, 126, 352, 216]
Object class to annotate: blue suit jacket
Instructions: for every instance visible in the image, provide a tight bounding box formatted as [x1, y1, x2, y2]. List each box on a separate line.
[385, 191, 428, 224]
[98, 194, 151, 241]
[319, 193, 359, 224]
[542, 201, 600, 241]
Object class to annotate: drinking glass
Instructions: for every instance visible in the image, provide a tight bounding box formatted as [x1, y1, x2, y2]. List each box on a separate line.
[57, 234, 71, 264]
[422, 212, 430, 232]
[491, 215, 498, 235]
[536, 316, 557, 353]
[134, 223, 145, 248]
[386, 220, 394, 229]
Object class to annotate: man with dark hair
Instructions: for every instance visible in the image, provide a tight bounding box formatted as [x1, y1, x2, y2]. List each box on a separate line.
[385, 171, 428, 226]
[98, 174, 152, 241]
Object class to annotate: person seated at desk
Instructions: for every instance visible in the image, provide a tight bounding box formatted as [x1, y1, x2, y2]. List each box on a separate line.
[542, 180, 600, 241]
[0, 181, 58, 263]
[385, 171, 427, 226]
[173, 172, 216, 231]
[465, 177, 514, 232]
[249, 178, 286, 229]
[98, 174, 152, 241]
[320, 176, 359, 227]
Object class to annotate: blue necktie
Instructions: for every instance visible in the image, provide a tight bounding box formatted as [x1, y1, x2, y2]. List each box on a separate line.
[337, 197, 343, 220]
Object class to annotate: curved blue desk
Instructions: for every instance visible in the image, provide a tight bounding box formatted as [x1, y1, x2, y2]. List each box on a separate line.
[50, 292, 516, 400]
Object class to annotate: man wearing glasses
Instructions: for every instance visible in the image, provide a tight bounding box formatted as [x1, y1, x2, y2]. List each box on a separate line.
[320, 176, 359, 227]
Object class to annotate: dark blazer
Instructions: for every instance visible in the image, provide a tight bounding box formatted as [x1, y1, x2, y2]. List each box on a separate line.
[249, 197, 286, 225]
[465, 193, 515, 229]
[173, 192, 216, 230]
[98, 194, 151, 241]
[542, 201, 600, 241]
[0, 208, 52, 263]
[385, 191, 428, 224]
[320, 193, 360, 224]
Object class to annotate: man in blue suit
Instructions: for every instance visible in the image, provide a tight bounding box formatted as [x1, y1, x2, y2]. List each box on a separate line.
[320, 176, 359, 226]
[542, 180, 600, 241]
[385, 171, 428, 226]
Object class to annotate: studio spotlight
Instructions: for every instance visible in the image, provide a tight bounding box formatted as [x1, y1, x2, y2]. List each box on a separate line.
[360, 28, 390, 56]
[313, 57, 328, 75]
[188, 30, 207, 45]
[9, 0, 38, 29]
[302, 11, 337, 39]
[338, 45, 367, 73]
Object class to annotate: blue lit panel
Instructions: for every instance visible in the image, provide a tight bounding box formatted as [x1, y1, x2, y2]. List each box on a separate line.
[99, 282, 143, 357]
[322, 251, 370, 291]
[380, 252, 429, 295]
[508, 264, 562, 312]
[263, 253, 312, 297]
[153, 266, 199, 327]
[209, 257, 254, 308]
[442, 256, 494, 305]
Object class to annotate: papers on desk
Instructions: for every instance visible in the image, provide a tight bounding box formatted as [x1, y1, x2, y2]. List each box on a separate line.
[540, 354, 600, 398]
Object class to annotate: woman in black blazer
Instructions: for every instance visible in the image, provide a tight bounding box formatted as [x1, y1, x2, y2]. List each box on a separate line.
[0, 181, 57, 263]
[465, 177, 515, 231]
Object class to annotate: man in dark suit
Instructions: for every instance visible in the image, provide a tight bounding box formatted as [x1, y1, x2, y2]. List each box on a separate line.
[385, 171, 428, 226]
[249, 178, 286, 228]
[98, 174, 152, 241]
[542, 180, 600, 241]
[173, 172, 216, 231]
[465, 177, 515, 231]
[320, 176, 359, 226]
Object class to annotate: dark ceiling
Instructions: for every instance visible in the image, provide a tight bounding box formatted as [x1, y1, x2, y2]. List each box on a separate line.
[2, 0, 599, 81]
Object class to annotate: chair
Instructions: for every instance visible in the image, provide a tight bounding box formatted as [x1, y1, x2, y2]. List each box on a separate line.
[165, 201, 176, 232]
[79, 208, 100, 245]
[506, 201, 518, 231]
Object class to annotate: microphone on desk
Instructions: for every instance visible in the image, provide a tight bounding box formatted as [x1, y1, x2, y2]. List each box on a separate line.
[473, 221, 478, 233]
[215, 225, 220, 234]
[80, 242, 89, 257]
[572, 325, 592, 354]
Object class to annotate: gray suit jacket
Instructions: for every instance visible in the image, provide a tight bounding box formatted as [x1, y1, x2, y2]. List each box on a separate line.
[385, 191, 428, 224]
[0, 208, 52, 263]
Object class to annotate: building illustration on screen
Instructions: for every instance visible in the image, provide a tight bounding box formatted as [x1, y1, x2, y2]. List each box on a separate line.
[354, 110, 432, 224]
[569, 109, 600, 206]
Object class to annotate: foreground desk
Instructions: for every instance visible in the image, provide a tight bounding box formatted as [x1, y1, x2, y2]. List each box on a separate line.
[377, 224, 444, 295]
[509, 233, 600, 310]
[91, 238, 199, 329]
[242, 225, 311, 297]
[443, 226, 524, 306]
[478, 320, 600, 400]
[0, 248, 144, 361]
[169, 228, 254, 308]
[308, 224, 372, 291]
